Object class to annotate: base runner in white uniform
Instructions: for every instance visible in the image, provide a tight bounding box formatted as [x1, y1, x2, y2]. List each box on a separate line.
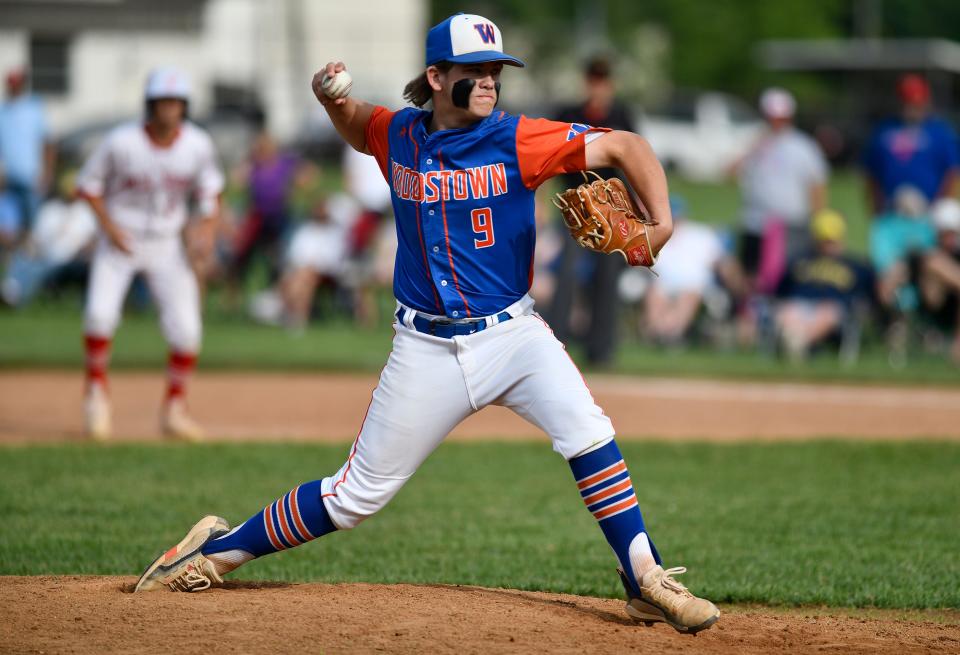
[78, 67, 224, 441]
[134, 15, 720, 634]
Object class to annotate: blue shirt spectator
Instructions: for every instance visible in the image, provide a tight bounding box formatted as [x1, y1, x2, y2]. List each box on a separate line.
[0, 93, 48, 186]
[862, 74, 960, 214]
[0, 68, 54, 241]
[863, 117, 959, 207]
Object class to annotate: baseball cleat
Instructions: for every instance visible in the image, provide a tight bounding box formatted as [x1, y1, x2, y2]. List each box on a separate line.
[84, 383, 112, 441]
[161, 397, 205, 442]
[135, 515, 231, 592]
[618, 565, 720, 634]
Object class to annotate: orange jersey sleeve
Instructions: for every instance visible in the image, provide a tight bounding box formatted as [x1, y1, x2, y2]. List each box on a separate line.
[516, 116, 611, 189]
[364, 105, 396, 181]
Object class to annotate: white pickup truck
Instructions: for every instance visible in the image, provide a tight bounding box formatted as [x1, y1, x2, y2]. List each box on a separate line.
[640, 91, 764, 182]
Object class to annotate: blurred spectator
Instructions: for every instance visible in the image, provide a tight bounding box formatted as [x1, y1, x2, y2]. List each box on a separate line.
[0, 170, 96, 307]
[342, 145, 393, 326]
[249, 193, 359, 330]
[774, 209, 875, 361]
[0, 67, 56, 247]
[528, 189, 563, 308]
[229, 131, 310, 293]
[281, 193, 356, 328]
[862, 74, 960, 216]
[343, 144, 391, 255]
[643, 196, 745, 345]
[545, 55, 635, 367]
[734, 87, 828, 293]
[870, 185, 936, 313]
[912, 198, 960, 363]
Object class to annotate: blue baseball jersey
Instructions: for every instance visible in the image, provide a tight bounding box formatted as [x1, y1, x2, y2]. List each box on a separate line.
[366, 106, 607, 318]
[862, 116, 960, 205]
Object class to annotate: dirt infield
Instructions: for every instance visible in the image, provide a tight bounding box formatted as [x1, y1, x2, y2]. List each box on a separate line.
[1, 577, 957, 654]
[3, 372, 959, 653]
[2, 370, 960, 443]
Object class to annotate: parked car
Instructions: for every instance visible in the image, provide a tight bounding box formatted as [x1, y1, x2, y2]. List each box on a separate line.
[639, 91, 764, 182]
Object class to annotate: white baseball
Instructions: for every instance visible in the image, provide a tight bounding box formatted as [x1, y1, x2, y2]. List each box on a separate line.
[321, 70, 353, 99]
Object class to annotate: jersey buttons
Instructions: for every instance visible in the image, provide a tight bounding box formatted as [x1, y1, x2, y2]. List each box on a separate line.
[433, 246, 439, 252]
[426, 158, 433, 164]
[441, 280, 448, 287]
[428, 209, 435, 215]
[452, 311, 459, 317]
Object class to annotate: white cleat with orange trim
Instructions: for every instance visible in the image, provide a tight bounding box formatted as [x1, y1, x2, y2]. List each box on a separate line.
[135, 515, 231, 592]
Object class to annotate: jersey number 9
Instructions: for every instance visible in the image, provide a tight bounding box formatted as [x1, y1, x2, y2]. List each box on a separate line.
[471, 208, 495, 249]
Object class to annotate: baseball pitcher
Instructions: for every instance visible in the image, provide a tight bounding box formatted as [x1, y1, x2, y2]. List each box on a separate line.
[134, 15, 719, 634]
[78, 67, 224, 441]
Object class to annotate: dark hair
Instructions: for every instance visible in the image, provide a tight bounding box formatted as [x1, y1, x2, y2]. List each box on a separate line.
[403, 61, 453, 107]
[584, 55, 612, 80]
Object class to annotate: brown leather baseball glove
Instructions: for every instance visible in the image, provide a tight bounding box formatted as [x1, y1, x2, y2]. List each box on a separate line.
[552, 172, 658, 267]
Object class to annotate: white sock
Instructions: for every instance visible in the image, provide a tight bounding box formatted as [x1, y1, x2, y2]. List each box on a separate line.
[205, 549, 255, 576]
[627, 533, 657, 585]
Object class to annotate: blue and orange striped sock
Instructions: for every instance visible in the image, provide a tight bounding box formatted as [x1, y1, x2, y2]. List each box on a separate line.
[569, 439, 661, 594]
[201, 480, 336, 573]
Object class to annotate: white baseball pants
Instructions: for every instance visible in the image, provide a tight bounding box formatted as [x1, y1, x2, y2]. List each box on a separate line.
[320, 301, 615, 529]
[84, 236, 201, 353]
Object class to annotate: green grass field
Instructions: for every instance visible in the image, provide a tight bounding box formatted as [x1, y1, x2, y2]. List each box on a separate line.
[3, 303, 958, 385]
[1, 441, 957, 608]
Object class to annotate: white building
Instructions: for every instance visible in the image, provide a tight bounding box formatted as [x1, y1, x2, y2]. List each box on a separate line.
[0, 0, 425, 144]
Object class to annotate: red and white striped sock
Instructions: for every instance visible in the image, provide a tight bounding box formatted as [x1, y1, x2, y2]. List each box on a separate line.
[84, 335, 112, 390]
[165, 351, 197, 401]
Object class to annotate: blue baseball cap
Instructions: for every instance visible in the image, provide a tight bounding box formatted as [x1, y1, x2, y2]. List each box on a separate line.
[425, 13, 525, 68]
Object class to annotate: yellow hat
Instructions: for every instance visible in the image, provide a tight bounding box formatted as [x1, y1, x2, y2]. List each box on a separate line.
[811, 209, 846, 242]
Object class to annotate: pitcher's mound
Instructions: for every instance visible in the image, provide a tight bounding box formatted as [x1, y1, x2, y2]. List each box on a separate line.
[2, 576, 957, 654]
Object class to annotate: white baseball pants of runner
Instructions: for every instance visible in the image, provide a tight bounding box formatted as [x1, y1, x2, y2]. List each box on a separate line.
[320, 295, 615, 529]
[84, 235, 201, 352]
